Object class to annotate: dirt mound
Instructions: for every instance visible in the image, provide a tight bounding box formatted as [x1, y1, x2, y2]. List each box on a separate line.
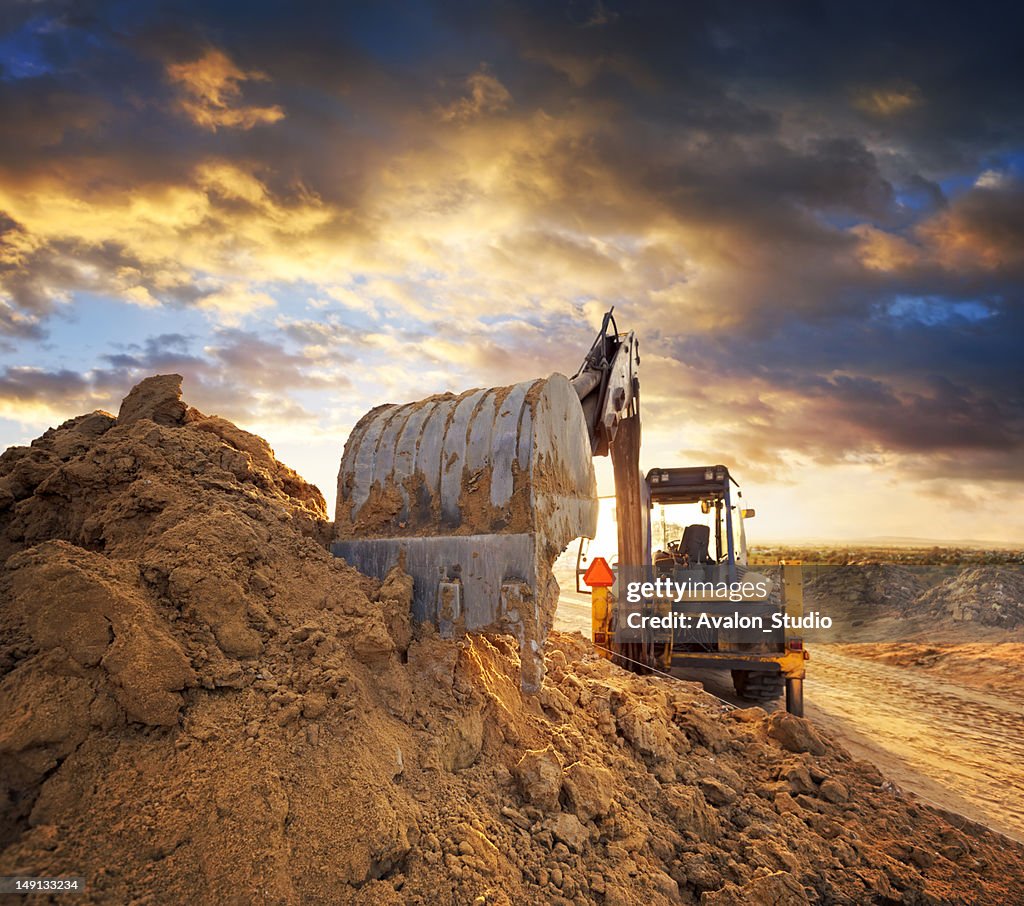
[802, 566, 938, 642]
[913, 567, 1024, 629]
[3, 376, 1024, 904]
[804, 564, 928, 616]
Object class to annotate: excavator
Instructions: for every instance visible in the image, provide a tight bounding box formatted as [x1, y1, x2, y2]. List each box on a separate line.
[332, 310, 807, 714]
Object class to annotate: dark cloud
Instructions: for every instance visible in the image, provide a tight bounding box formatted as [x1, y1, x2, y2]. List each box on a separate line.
[99, 328, 350, 421]
[918, 178, 1024, 277]
[0, 365, 93, 404]
[641, 300, 1024, 483]
[0, 326, 353, 429]
[204, 328, 341, 393]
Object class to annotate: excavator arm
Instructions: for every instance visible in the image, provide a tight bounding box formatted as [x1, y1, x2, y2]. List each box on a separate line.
[569, 308, 640, 457]
[570, 310, 653, 667]
[569, 310, 647, 568]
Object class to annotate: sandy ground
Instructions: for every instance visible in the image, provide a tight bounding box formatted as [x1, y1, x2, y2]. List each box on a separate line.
[7, 378, 1024, 903]
[555, 591, 1024, 845]
[804, 647, 1024, 843]
[834, 641, 1024, 697]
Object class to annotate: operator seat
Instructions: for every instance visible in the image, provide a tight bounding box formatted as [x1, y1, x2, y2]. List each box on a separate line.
[681, 524, 711, 564]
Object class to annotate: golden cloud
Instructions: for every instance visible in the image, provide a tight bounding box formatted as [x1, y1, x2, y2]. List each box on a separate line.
[851, 224, 923, 272]
[196, 286, 277, 322]
[0, 160, 334, 298]
[166, 48, 285, 131]
[852, 84, 921, 117]
[439, 68, 511, 122]
[0, 77, 748, 337]
[916, 199, 1024, 272]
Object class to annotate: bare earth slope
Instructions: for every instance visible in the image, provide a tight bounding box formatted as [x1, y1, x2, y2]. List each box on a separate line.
[2, 376, 1024, 904]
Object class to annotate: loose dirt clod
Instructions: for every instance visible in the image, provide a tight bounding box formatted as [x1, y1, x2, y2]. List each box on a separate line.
[2, 375, 1024, 904]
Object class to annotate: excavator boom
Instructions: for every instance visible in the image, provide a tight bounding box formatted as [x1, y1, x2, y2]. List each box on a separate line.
[569, 308, 640, 457]
[570, 309, 649, 593]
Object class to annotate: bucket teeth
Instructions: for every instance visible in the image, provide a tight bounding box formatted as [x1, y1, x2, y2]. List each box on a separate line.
[332, 373, 598, 692]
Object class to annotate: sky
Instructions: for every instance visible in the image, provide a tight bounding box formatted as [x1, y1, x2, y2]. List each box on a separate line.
[1, 0, 1022, 544]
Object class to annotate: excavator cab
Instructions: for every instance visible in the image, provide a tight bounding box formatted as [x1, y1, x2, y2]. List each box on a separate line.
[646, 465, 806, 713]
[650, 465, 743, 581]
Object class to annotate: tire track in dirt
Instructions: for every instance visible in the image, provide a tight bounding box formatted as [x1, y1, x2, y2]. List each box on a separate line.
[806, 646, 1024, 843]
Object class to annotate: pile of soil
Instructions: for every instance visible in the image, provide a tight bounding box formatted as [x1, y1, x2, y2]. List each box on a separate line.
[913, 567, 1024, 629]
[804, 561, 1024, 638]
[3, 376, 1024, 904]
[803, 565, 929, 631]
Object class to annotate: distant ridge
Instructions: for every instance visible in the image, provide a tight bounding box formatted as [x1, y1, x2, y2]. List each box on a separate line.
[754, 536, 1023, 550]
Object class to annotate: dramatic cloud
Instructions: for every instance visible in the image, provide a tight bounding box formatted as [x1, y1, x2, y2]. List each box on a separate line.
[0, 0, 1022, 540]
[166, 48, 284, 131]
[0, 328, 350, 427]
[852, 84, 921, 118]
[439, 67, 512, 122]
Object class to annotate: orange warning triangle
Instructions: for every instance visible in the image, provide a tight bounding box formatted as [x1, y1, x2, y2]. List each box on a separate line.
[582, 556, 615, 587]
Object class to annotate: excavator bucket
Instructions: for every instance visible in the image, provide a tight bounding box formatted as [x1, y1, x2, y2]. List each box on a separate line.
[332, 373, 598, 691]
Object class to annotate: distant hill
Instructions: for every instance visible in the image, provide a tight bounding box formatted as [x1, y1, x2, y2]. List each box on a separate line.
[756, 536, 1023, 551]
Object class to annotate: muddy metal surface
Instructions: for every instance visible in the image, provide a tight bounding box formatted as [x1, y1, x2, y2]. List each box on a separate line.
[555, 591, 1024, 844]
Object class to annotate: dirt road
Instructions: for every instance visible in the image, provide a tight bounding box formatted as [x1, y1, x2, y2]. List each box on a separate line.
[555, 591, 1024, 844]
